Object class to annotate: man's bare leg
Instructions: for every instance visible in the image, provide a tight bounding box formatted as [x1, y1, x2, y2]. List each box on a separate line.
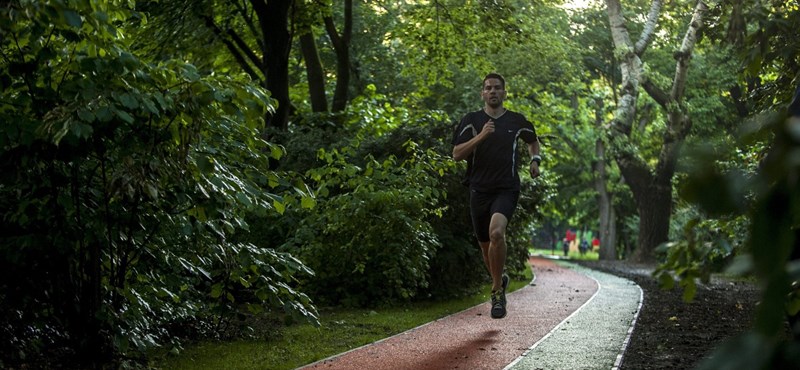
[479, 241, 491, 275]
[488, 213, 508, 291]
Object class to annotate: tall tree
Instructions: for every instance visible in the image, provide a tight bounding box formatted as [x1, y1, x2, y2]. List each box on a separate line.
[604, 0, 708, 262]
[297, 2, 329, 113]
[324, 0, 353, 112]
[295, 0, 354, 114]
[259, 0, 293, 129]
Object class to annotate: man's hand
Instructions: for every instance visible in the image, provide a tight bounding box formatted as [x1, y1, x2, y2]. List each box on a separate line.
[453, 119, 496, 161]
[479, 120, 495, 138]
[530, 162, 540, 178]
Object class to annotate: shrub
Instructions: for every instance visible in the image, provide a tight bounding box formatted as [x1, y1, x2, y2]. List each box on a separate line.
[284, 142, 453, 306]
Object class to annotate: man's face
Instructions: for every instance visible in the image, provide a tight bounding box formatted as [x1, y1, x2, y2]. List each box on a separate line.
[481, 78, 506, 108]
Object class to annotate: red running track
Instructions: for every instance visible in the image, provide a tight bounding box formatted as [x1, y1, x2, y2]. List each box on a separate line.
[299, 257, 598, 370]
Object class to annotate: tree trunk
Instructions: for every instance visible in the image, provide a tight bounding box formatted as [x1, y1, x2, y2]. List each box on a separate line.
[258, 0, 293, 130]
[324, 0, 353, 112]
[594, 140, 617, 260]
[631, 180, 672, 262]
[299, 26, 328, 112]
[592, 98, 617, 260]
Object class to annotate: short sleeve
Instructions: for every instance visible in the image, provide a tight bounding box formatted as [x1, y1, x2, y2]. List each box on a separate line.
[519, 120, 537, 143]
[451, 114, 476, 146]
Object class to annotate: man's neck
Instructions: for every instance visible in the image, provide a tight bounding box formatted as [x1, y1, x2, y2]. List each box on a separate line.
[484, 106, 506, 119]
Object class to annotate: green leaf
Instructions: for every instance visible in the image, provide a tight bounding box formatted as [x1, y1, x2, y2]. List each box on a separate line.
[682, 281, 697, 303]
[114, 108, 134, 124]
[70, 121, 93, 139]
[95, 107, 113, 122]
[114, 334, 130, 353]
[118, 93, 139, 109]
[196, 267, 211, 280]
[93, 10, 108, 23]
[273, 200, 285, 214]
[256, 288, 269, 301]
[62, 9, 82, 28]
[247, 303, 264, 315]
[270, 145, 284, 160]
[181, 65, 200, 82]
[197, 155, 213, 173]
[77, 109, 95, 123]
[236, 192, 252, 207]
[786, 296, 800, 316]
[210, 284, 223, 298]
[656, 271, 675, 290]
[142, 97, 158, 114]
[145, 184, 158, 199]
[301, 196, 316, 209]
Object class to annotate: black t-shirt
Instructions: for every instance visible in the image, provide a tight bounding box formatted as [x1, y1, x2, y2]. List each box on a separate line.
[451, 109, 537, 192]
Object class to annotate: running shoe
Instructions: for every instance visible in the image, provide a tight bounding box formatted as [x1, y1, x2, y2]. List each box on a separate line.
[490, 290, 507, 319]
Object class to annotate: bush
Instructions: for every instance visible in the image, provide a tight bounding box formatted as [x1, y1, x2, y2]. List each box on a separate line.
[284, 141, 453, 306]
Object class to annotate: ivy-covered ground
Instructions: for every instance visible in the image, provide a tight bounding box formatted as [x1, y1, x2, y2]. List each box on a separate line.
[581, 260, 761, 370]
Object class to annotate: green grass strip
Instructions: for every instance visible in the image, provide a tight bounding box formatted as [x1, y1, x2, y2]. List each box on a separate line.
[155, 268, 532, 370]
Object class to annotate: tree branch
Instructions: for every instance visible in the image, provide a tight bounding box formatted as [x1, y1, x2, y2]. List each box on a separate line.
[202, 15, 262, 81]
[234, 0, 262, 46]
[323, 0, 353, 112]
[634, 0, 663, 55]
[343, 0, 352, 44]
[605, 0, 634, 54]
[642, 78, 670, 108]
[226, 28, 263, 70]
[670, 1, 708, 102]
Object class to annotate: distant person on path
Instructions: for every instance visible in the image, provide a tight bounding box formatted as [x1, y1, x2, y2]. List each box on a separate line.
[565, 229, 576, 256]
[452, 72, 541, 319]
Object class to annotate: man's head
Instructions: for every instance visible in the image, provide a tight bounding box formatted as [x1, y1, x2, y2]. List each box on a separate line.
[482, 73, 507, 109]
[483, 73, 505, 89]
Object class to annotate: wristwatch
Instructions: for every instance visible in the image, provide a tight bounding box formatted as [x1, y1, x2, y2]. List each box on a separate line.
[530, 155, 542, 165]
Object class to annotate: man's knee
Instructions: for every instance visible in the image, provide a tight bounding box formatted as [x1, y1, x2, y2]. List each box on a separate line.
[489, 228, 505, 243]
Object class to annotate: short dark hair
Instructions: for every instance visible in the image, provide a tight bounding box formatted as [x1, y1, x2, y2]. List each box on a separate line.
[483, 73, 506, 89]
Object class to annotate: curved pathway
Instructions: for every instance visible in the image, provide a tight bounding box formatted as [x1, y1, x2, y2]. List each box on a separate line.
[300, 257, 641, 370]
[506, 262, 643, 370]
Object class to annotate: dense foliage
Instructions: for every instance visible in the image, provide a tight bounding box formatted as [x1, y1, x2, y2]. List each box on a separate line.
[0, 2, 316, 367]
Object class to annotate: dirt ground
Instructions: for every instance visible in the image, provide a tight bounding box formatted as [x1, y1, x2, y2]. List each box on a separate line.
[579, 260, 762, 370]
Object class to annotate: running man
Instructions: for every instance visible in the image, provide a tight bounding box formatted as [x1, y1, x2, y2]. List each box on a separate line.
[451, 73, 541, 319]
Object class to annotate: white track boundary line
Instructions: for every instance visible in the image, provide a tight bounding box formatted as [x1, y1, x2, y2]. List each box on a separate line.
[612, 277, 644, 370]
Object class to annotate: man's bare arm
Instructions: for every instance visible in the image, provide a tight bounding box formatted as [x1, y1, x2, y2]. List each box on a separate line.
[527, 139, 540, 158]
[453, 120, 494, 161]
[528, 139, 541, 178]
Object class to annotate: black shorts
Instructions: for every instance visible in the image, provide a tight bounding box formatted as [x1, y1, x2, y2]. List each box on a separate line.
[469, 189, 520, 243]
